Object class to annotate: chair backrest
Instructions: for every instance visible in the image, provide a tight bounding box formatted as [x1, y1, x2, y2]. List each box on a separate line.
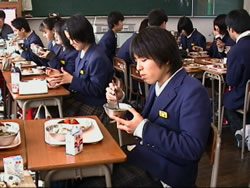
[206, 123, 221, 187]
[129, 64, 149, 98]
[113, 57, 128, 96]
[244, 79, 250, 113]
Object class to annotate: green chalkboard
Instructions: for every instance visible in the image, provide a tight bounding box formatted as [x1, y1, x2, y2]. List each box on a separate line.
[30, 0, 192, 17]
[30, 0, 243, 17]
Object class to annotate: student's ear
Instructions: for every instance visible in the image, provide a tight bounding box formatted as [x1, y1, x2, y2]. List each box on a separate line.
[20, 28, 25, 33]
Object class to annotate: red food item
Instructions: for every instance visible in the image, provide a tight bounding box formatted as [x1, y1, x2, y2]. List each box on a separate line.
[0, 122, 4, 126]
[70, 119, 79, 124]
[64, 119, 70, 124]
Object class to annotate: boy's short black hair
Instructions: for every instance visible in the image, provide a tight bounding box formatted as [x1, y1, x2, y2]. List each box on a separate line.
[177, 16, 193, 35]
[0, 10, 6, 20]
[148, 8, 168, 27]
[65, 14, 95, 44]
[225, 9, 250, 34]
[107, 11, 124, 29]
[130, 27, 182, 74]
[11, 17, 31, 32]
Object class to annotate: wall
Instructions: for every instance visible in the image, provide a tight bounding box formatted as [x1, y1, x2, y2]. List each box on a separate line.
[27, 16, 214, 48]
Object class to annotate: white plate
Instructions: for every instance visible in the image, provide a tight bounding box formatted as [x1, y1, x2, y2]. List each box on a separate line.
[15, 61, 37, 68]
[0, 132, 21, 149]
[21, 68, 44, 76]
[44, 118, 103, 145]
[0, 173, 21, 187]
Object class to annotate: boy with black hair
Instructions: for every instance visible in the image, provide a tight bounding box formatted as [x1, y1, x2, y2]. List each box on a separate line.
[148, 8, 168, 29]
[98, 11, 124, 61]
[223, 9, 250, 147]
[11, 17, 48, 66]
[0, 10, 13, 39]
[177, 16, 206, 52]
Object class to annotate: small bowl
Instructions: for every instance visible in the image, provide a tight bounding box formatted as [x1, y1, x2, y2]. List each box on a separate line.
[46, 124, 72, 142]
[103, 103, 131, 118]
[0, 122, 19, 146]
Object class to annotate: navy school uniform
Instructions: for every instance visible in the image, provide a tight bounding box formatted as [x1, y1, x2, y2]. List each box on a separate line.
[98, 29, 117, 61]
[117, 32, 137, 66]
[180, 29, 206, 51]
[47, 40, 62, 55]
[223, 35, 250, 110]
[21, 31, 49, 66]
[208, 34, 235, 58]
[69, 44, 113, 107]
[48, 47, 78, 74]
[127, 69, 211, 186]
[0, 23, 13, 40]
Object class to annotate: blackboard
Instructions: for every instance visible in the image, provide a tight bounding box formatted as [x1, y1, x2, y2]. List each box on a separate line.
[30, 0, 192, 17]
[30, 0, 243, 17]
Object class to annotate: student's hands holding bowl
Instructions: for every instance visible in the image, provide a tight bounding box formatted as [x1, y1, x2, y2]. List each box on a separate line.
[111, 108, 143, 134]
[47, 67, 73, 86]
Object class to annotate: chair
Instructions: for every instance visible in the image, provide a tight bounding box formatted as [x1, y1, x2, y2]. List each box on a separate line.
[206, 123, 221, 187]
[129, 64, 149, 108]
[236, 80, 250, 160]
[113, 57, 129, 97]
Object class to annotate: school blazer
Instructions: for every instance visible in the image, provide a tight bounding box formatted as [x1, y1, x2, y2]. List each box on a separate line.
[117, 32, 137, 66]
[98, 29, 117, 61]
[223, 35, 250, 110]
[48, 47, 78, 74]
[181, 29, 206, 51]
[69, 44, 113, 106]
[0, 23, 13, 39]
[208, 34, 235, 58]
[127, 69, 211, 186]
[21, 31, 48, 66]
[47, 40, 62, 55]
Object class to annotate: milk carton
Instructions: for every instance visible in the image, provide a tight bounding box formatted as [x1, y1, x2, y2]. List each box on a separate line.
[3, 155, 24, 181]
[65, 128, 83, 156]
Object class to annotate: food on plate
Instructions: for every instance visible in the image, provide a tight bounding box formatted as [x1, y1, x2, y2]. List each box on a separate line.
[0, 122, 19, 146]
[0, 123, 18, 136]
[22, 68, 33, 74]
[58, 118, 79, 124]
[0, 173, 21, 187]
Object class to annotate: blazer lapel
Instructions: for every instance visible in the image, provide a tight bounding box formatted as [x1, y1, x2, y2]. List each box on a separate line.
[146, 69, 187, 122]
[142, 86, 156, 118]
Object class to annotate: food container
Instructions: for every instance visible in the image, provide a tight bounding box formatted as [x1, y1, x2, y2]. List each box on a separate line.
[65, 128, 83, 156]
[0, 122, 19, 146]
[3, 155, 24, 181]
[103, 103, 131, 118]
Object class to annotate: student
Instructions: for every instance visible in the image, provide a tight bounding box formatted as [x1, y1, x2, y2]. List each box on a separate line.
[39, 15, 62, 56]
[46, 19, 78, 74]
[71, 27, 211, 187]
[98, 11, 124, 61]
[148, 8, 168, 29]
[11, 17, 48, 66]
[223, 9, 250, 147]
[0, 10, 13, 39]
[177, 16, 206, 52]
[47, 14, 113, 123]
[208, 14, 235, 58]
[117, 18, 148, 66]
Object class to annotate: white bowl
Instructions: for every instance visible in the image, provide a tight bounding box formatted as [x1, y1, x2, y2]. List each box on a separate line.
[0, 122, 19, 146]
[103, 103, 131, 118]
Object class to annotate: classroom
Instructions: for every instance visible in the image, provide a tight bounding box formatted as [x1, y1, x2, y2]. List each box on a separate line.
[0, 0, 250, 187]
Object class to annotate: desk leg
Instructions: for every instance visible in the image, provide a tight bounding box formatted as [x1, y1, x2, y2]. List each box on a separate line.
[211, 79, 215, 125]
[118, 129, 123, 146]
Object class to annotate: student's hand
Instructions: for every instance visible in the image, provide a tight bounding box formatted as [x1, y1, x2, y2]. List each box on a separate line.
[192, 45, 203, 52]
[57, 67, 73, 85]
[38, 50, 50, 58]
[106, 82, 123, 103]
[46, 67, 60, 76]
[111, 108, 143, 134]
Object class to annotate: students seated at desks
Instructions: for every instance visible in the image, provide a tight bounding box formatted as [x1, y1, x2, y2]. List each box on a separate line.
[46, 14, 113, 123]
[177, 16, 206, 52]
[0, 10, 13, 39]
[147, 8, 168, 29]
[117, 18, 148, 66]
[208, 14, 235, 58]
[11, 17, 48, 66]
[65, 27, 211, 187]
[223, 9, 250, 147]
[46, 19, 78, 74]
[38, 15, 62, 56]
[98, 11, 124, 61]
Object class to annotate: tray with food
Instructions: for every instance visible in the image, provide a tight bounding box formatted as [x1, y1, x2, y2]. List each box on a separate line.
[21, 68, 44, 76]
[44, 118, 103, 145]
[0, 122, 20, 149]
[204, 64, 227, 73]
[14, 61, 37, 68]
[188, 51, 209, 58]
